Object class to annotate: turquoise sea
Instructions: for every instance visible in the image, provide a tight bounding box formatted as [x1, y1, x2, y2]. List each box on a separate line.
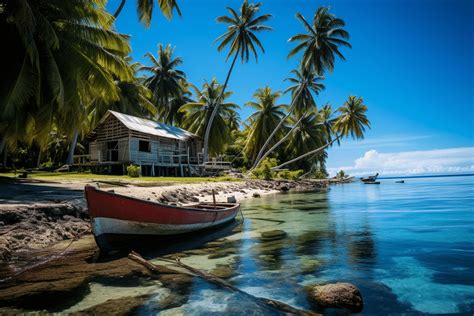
[66, 175, 474, 315]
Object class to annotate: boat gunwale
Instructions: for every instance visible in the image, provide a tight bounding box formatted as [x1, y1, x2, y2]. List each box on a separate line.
[84, 185, 240, 214]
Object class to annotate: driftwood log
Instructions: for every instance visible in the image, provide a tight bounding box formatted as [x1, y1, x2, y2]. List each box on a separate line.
[128, 251, 319, 316]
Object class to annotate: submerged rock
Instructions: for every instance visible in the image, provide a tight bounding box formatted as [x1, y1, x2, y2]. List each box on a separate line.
[78, 294, 150, 315]
[209, 264, 235, 279]
[260, 230, 287, 241]
[307, 282, 363, 313]
[300, 258, 322, 274]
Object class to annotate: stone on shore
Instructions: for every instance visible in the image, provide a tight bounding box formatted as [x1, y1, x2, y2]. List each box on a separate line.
[307, 282, 363, 312]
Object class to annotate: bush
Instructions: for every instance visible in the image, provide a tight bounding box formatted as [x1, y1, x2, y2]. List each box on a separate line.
[251, 158, 278, 180]
[127, 165, 140, 177]
[277, 169, 304, 180]
[40, 160, 55, 168]
[313, 169, 327, 179]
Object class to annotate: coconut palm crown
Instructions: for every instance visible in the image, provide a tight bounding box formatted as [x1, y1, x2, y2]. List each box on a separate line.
[214, 0, 272, 62]
[333, 96, 370, 139]
[179, 79, 240, 155]
[141, 44, 186, 122]
[288, 6, 351, 74]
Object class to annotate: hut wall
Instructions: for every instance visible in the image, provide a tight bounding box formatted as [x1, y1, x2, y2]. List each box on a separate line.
[129, 138, 160, 164]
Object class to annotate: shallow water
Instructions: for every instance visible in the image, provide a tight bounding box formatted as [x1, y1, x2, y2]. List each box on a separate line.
[72, 175, 474, 315]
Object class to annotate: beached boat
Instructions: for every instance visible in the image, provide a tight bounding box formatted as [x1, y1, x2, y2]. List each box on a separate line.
[84, 185, 240, 250]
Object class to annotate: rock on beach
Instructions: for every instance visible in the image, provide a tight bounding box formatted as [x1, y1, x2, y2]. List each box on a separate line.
[307, 282, 363, 312]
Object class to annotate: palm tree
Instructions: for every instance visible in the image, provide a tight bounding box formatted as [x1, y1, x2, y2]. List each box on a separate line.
[243, 87, 286, 163]
[167, 79, 194, 126]
[113, 0, 181, 27]
[88, 60, 157, 129]
[285, 67, 325, 114]
[333, 96, 370, 139]
[141, 44, 186, 123]
[288, 6, 351, 74]
[227, 111, 242, 133]
[252, 6, 350, 170]
[202, 0, 272, 162]
[272, 96, 370, 170]
[251, 66, 324, 169]
[179, 80, 240, 155]
[0, 0, 132, 164]
[284, 111, 327, 170]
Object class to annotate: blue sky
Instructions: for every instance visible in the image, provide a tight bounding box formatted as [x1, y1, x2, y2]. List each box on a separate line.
[108, 0, 474, 176]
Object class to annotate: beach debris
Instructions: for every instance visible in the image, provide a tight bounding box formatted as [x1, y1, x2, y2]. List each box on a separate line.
[307, 282, 363, 313]
[252, 192, 261, 198]
[227, 195, 237, 203]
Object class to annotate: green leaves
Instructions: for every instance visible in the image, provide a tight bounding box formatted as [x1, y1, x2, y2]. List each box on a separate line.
[215, 0, 272, 62]
[333, 96, 370, 139]
[289, 7, 351, 75]
[0, 0, 133, 147]
[141, 44, 186, 123]
[180, 79, 240, 155]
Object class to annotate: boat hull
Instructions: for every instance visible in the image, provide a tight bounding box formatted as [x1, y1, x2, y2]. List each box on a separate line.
[84, 185, 240, 250]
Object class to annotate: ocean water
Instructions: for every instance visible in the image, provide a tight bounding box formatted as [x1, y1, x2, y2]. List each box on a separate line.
[70, 175, 474, 315]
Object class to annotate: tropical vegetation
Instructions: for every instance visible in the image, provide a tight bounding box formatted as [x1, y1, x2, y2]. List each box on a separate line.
[0, 0, 370, 179]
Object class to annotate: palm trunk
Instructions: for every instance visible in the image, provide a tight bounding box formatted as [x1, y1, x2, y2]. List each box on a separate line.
[66, 128, 79, 166]
[251, 113, 306, 170]
[251, 86, 303, 169]
[36, 150, 42, 168]
[202, 50, 239, 162]
[0, 136, 5, 158]
[271, 134, 341, 170]
[2, 146, 7, 169]
[113, 0, 127, 18]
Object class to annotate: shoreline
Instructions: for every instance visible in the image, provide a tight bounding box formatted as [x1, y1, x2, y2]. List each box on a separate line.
[0, 178, 331, 262]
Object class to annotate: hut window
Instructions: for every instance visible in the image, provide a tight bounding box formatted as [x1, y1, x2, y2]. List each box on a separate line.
[139, 140, 151, 152]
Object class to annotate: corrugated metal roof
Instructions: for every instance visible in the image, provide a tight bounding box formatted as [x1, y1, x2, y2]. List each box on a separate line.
[108, 110, 199, 140]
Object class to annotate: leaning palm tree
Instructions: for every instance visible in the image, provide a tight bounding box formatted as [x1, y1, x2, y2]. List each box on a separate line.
[284, 111, 328, 170]
[243, 87, 286, 163]
[272, 96, 370, 170]
[141, 44, 186, 123]
[251, 66, 324, 169]
[288, 6, 351, 74]
[113, 0, 181, 27]
[202, 0, 272, 162]
[179, 79, 240, 155]
[251, 6, 349, 170]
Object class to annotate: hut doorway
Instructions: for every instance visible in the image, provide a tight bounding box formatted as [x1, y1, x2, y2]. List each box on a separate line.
[107, 141, 119, 162]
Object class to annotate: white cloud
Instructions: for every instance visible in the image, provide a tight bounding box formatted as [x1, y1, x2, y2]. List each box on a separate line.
[328, 147, 474, 176]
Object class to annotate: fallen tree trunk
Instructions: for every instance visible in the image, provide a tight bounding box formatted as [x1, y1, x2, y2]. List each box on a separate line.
[128, 251, 319, 316]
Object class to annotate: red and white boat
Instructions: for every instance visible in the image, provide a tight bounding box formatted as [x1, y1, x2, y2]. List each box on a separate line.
[84, 185, 240, 250]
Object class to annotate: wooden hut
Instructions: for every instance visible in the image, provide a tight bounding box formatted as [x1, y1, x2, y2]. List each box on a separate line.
[74, 110, 205, 176]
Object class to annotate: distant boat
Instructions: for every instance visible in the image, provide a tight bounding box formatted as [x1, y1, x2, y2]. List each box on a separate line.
[396, 180, 405, 183]
[363, 181, 380, 184]
[84, 185, 240, 250]
[361, 173, 379, 183]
